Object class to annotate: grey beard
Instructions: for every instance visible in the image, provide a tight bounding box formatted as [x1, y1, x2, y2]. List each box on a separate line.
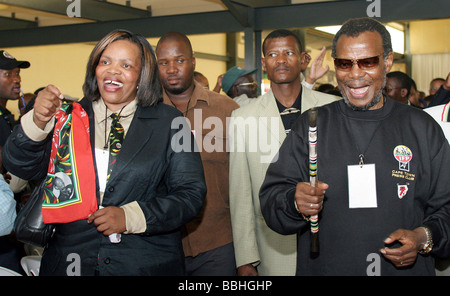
[341, 87, 383, 111]
[338, 74, 387, 111]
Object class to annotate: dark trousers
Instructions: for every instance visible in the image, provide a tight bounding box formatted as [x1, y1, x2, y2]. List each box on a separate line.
[0, 235, 25, 274]
[185, 242, 237, 276]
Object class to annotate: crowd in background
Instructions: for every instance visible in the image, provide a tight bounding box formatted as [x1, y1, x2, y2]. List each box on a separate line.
[0, 17, 449, 276]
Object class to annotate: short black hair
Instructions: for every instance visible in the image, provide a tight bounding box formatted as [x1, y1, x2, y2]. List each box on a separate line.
[262, 29, 303, 56]
[387, 71, 412, 97]
[156, 31, 194, 58]
[332, 17, 392, 59]
[431, 78, 445, 83]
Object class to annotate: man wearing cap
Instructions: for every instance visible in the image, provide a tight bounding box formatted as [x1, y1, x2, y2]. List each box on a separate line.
[0, 50, 30, 147]
[229, 29, 340, 276]
[0, 51, 30, 274]
[218, 66, 258, 106]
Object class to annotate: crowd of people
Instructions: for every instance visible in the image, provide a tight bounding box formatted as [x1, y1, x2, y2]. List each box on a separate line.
[0, 17, 449, 276]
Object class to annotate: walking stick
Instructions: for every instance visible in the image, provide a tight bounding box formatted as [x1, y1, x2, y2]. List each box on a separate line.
[308, 108, 319, 253]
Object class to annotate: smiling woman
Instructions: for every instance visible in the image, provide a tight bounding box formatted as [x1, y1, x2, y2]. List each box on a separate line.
[83, 30, 162, 108]
[95, 39, 141, 111]
[2, 29, 206, 276]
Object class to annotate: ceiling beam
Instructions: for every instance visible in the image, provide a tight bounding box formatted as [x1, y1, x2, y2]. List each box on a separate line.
[0, 0, 150, 21]
[255, 0, 450, 30]
[231, 0, 290, 7]
[0, 15, 37, 30]
[221, 0, 250, 27]
[0, 0, 448, 47]
[0, 11, 243, 47]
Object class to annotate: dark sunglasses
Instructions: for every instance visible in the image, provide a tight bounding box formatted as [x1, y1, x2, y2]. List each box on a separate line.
[334, 54, 383, 71]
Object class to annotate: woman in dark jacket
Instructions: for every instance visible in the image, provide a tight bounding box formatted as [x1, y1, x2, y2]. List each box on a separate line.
[2, 30, 206, 276]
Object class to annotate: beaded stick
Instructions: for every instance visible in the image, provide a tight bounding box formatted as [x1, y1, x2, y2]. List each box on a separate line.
[308, 108, 319, 253]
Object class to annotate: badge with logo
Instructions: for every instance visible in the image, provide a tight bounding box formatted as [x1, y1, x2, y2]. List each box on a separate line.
[393, 145, 412, 172]
[3, 51, 14, 59]
[397, 183, 408, 199]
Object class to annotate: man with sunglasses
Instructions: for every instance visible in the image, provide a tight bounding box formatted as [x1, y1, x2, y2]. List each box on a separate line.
[260, 17, 450, 276]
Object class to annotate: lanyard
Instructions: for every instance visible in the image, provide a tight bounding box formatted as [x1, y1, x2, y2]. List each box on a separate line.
[344, 117, 384, 166]
[342, 95, 388, 165]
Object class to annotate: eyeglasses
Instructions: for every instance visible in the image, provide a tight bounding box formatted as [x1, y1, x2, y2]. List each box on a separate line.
[334, 54, 383, 71]
[237, 82, 257, 87]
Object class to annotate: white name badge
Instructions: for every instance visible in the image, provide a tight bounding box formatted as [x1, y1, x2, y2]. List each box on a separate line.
[95, 148, 109, 193]
[347, 163, 378, 208]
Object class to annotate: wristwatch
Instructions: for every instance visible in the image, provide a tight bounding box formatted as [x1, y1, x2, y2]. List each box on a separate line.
[419, 227, 434, 254]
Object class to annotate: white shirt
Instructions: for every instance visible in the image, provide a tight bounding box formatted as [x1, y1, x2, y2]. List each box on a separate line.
[424, 102, 450, 143]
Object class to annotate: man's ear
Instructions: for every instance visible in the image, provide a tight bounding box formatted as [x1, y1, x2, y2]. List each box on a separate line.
[384, 51, 394, 73]
[261, 57, 266, 72]
[192, 56, 196, 70]
[400, 88, 408, 98]
[300, 51, 307, 72]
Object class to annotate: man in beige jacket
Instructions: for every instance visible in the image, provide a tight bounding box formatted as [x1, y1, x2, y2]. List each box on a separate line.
[229, 29, 340, 276]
